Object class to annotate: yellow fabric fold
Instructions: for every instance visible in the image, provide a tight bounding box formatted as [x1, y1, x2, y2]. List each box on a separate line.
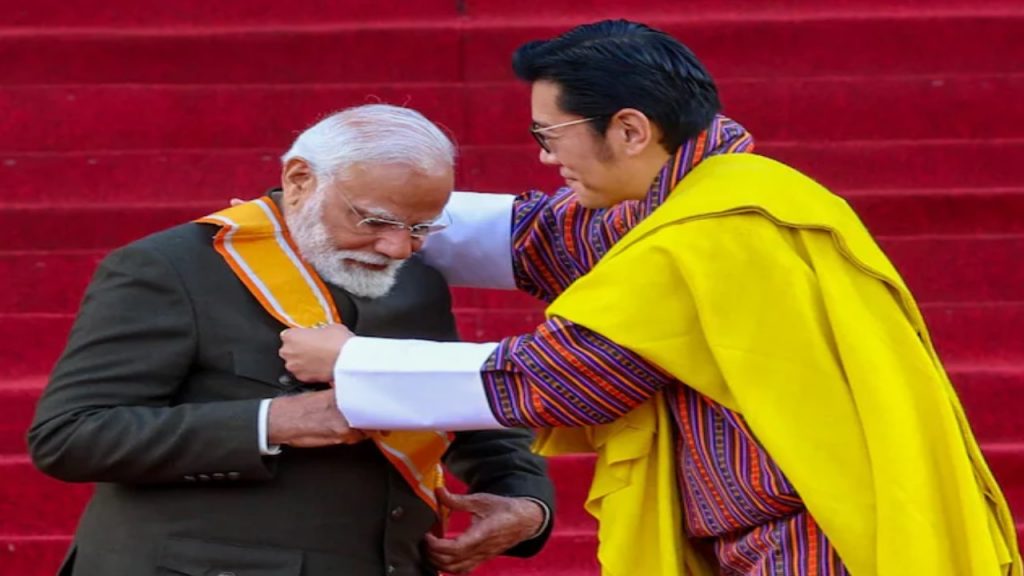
[538, 154, 1020, 575]
[198, 198, 451, 513]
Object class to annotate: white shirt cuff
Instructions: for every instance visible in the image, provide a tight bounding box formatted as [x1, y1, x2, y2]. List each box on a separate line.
[258, 398, 282, 456]
[334, 336, 503, 430]
[421, 191, 516, 289]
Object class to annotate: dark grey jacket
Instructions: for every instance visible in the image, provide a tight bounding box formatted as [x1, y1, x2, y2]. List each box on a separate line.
[28, 221, 554, 576]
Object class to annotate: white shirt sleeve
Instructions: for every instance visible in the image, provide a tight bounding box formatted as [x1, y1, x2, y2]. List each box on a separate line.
[333, 336, 504, 430]
[258, 398, 282, 456]
[420, 191, 517, 289]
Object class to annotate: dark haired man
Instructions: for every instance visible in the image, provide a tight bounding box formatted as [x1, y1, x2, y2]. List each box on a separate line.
[280, 20, 1020, 576]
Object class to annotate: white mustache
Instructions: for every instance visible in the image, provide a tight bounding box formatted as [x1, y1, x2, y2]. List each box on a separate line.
[336, 251, 394, 266]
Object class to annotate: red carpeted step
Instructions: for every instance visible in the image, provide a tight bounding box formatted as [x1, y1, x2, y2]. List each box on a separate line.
[451, 301, 1024, 364]
[4, 234, 1019, 316]
[1, 445, 1018, 575]
[9, 0, 1021, 28]
[4, 365, 1020, 457]
[0, 252, 104, 315]
[1, 190, 1021, 252]
[2, 141, 1022, 205]
[0, 535, 73, 576]
[2, 16, 1022, 85]
[0, 204, 221, 251]
[464, 75, 1024, 146]
[0, 84, 470, 152]
[0, 532, 599, 576]
[2, 76, 1022, 152]
[3, 302, 1023, 379]
[4, 0, 459, 28]
[880, 235, 1024, 304]
[0, 452, 594, 535]
[0, 380, 42, 455]
[461, 0, 1024, 19]
[845, 188, 1024, 236]
[459, 139, 1024, 193]
[0, 29, 464, 85]
[461, 15, 1024, 82]
[986, 443, 1024, 523]
[0, 456, 93, 535]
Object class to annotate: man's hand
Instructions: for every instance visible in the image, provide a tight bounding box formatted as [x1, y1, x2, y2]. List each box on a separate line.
[267, 389, 366, 447]
[425, 488, 546, 575]
[279, 324, 355, 384]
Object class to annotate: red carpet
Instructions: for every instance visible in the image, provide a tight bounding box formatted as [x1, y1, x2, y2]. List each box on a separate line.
[1, 2, 1022, 574]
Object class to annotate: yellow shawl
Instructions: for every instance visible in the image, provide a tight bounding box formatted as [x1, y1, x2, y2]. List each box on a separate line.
[537, 153, 1020, 575]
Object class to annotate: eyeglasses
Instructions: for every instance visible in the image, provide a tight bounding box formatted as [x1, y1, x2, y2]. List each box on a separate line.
[529, 116, 602, 154]
[336, 188, 450, 240]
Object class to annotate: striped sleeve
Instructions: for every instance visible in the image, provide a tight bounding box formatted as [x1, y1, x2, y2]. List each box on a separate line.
[481, 316, 673, 427]
[511, 190, 639, 302]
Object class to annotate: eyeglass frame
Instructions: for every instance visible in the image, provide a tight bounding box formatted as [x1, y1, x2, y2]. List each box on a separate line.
[334, 186, 450, 240]
[529, 116, 605, 154]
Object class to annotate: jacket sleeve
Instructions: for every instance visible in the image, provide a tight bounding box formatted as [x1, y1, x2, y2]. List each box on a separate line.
[445, 427, 556, 557]
[27, 242, 274, 485]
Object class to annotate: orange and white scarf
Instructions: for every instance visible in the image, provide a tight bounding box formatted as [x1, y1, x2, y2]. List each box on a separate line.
[198, 196, 452, 513]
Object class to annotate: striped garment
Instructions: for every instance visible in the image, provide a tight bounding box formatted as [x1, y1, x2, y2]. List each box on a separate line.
[481, 115, 851, 575]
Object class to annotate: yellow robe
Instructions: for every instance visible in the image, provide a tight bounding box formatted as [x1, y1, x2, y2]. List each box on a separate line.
[537, 153, 1020, 576]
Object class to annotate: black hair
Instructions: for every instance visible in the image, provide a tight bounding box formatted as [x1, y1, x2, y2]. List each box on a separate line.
[512, 19, 720, 152]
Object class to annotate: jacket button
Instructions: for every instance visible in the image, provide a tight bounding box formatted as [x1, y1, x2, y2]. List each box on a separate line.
[390, 506, 404, 520]
[227, 472, 241, 480]
[217, 572, 237, 576]
[212, 473, 226, 481]
[198, 474, 211, 482]
[184, 475, 196, 482]
[278, 373, 293, 386]
[386, 565, 396, 575]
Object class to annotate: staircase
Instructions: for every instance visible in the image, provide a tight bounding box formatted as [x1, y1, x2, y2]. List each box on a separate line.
[1, 1, 1021, 574]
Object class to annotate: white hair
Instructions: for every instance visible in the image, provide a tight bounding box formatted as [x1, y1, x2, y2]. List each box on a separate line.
[281, 104, 455, 182]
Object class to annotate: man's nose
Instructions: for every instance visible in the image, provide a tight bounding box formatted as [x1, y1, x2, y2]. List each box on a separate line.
[373, 230, 415, 261]
[538, 147, 559, 166]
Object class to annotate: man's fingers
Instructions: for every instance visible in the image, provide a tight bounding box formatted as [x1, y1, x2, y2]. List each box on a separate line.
[424, 534, 466, 556]
[437, 487, 485, 514]
[445, 558, 484, 575]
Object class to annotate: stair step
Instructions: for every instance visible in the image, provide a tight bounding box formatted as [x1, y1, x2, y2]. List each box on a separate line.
[1, 15, 1022, 84]
[1, 140, 1022, 206]
[1, 188, 1022, 253]
[460, 15, 1024, 82]
[462, 139, 1024, 194]
[844, 188, 1024, 236]
[5, 365, 1022, 457]
[3, 0, 459, 28]
[8, 0, 1023, 28]
[2, 235, 1020, 318]
[1, 76, 1022, 153]
[1, 302, 1022, 379]
[0, 531, 598, 576]
[1, 444, 1019, 574]
[462, 0, 1024, 21]
[0, 453, 594, 535]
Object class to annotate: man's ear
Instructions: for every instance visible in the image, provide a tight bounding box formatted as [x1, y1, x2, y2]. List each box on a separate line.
[281, 157, 318, 209]
[609, 108, 656, 157]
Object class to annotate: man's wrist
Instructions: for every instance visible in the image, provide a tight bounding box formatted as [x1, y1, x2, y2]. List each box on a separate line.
[519, 497, 551, 539]
[259, 398, 282, 455]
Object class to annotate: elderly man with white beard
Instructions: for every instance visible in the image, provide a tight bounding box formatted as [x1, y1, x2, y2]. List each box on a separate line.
[28, 104, 555, 576]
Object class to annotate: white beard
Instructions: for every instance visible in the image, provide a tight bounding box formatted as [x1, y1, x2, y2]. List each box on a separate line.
[284, 191, 406, 299]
